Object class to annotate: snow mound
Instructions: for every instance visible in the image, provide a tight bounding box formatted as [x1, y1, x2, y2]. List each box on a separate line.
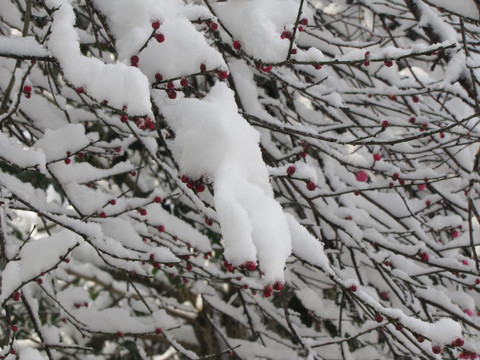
[163, 82, 292, 283]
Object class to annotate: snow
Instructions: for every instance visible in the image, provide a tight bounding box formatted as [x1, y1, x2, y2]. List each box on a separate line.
[19, 347, 46, 360]
[287, 213, 332, 273]
[0, 36, 50, 58]
[47, 3, 151, 115]
[92, 0, 225, 81]
[427, 0, 479, 21]
[50, 161, 133, 185]
[213, 0, 307, 63]
[162, 82, 292, 282]
[34, 124, 94, 162]
[0, 230, 80, 304]
[0, 132, 46, 173]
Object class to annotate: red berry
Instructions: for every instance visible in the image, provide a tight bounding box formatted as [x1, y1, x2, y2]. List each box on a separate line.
[395, 323, 403, 331]
[409, 116, 416, 124]
[381, 120, 389, 128]
[384, 260, 391, 267]
[273, 281, 283, 291]
[181, 175, 189, 183]
[281, 30, 292, 39]
[167, 90, 177, 99]
[120, 114, 128, 123]
[349, 284, 357, 292]
[25, 92, 31, 98]
[205, 218, 213, 226]
[452, 230, 459, 238]
[379, 291, 389, 300]
[355, 170, 368, 182]
[217, 70, 228, 79]
[155, 328, 162, 335]
[291, 49, 297, 55]
[195, 183, 205, 193]
[154, 33, 165, 43]
[245, 261, 256, 271]
[298, 26, 303, 32]
[36, 278, 43, 285]
[130, 55, 139, 65]
[390, 95, 397, 101]
[76, 87, 84, 94]
[261, 66, 273, 73]
[392, 173, 399, 181]
[300, 18, 308, 25]
[143, 118, 156, 130]
[117, 331, 124, 337]
[135, 118, 145, 129]
[200, 63, 206, 72]
[453, 338, 465, 347]
[11, 325, 17, 332]
[384, 60, 393, 67]
[130, 170, 137, 176]
[354, 190, 360, 196]
[375, 313, 384, 323]
[154, 196, 162, 203]
[23, 85, 32, 93]
[155, 73, 163, 82]
[233, 40, 241, 50]
[373, 153, 382, 161]
[152, 21, 161, 29]
[306, 180, 316, 191]
[363, 60, 370, 66]
[412, 95, 419, 103]
[223, 260, 234, 272]
[157, 225, 165, 233]
[10, 349, 16, 355]
[180, 78, 188, 87]
[138, 208, 147, 216]
[209, 22, 218, 31]
[416, 335, 424, 343]
[286, 166, 296, 176]
[365, 51, 371, 58]
[98, 211, 106, 218]
[64, 158, 71, 164]
[186, 263, 193, 272]
[313, 64, 322, 70]
[417, 184, 426, 191]
[263, 285, 273, 298]
[419, 252, 429, 262]
[12, 291, 20, 302]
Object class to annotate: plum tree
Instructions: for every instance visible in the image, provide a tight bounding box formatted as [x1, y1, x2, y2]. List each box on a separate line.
[0, 0, 479, 359]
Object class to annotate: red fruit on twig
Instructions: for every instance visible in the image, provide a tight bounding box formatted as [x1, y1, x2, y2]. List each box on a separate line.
[263, 285, 273, 298]
[306, 180, 316, 191]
